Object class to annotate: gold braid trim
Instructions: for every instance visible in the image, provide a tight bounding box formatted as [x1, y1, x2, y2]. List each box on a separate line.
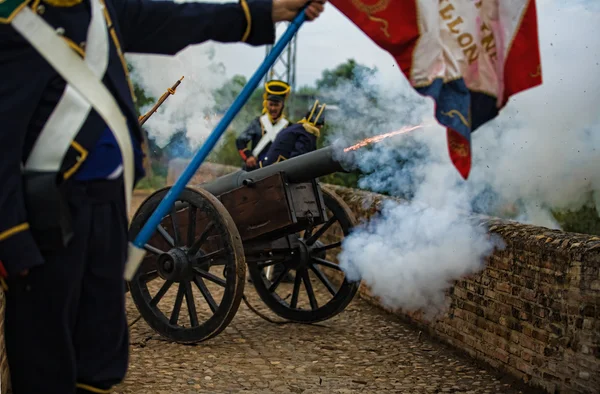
[261, 81, 290, 116]
[530, 64, 541, 78]
[31, 0, 41, 11]
[75, 383, 112, 393]
[62, 36, 85, 58]
[62, 141, 88, 180]
[240, 0, 251, 42]
[99, 0, 136, 103]
[42, 0, 82, 7]
[0, 223, 30, 242]
[351, 0, 389, 14]
[351, 0, 390, 37]
[0, 221, 31, 289]
[264, 81, 291, 95]
[301, 122, 320, 137]
[441, 109, 470, 128]
[0, 0, 32, 24]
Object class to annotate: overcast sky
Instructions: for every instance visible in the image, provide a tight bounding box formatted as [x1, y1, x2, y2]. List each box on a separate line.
[175, 0, 600, 88]
[207, 1, 402, 87]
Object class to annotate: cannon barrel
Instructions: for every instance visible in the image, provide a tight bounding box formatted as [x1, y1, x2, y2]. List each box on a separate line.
[195, 145, 350, 197]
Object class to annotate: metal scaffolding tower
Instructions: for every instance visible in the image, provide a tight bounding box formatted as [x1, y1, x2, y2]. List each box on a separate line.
[263, 22, 298, 111]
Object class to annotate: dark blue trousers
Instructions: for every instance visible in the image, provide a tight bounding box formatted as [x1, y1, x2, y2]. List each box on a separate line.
[4, 178, 129, 394]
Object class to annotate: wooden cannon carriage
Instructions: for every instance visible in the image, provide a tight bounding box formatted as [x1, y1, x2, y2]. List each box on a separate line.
[127, 145, 363, 344]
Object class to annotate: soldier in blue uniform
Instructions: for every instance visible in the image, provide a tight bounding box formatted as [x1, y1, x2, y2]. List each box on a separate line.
[258, 100, 325, 283]
[236, 79, 291, 170]
[0, 0, 326, 393]
[260, 100, 326, 167]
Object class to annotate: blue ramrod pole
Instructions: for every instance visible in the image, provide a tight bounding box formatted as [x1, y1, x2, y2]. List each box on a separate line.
[125, 8, 308, 280]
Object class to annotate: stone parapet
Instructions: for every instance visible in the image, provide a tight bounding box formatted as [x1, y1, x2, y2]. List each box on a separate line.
[166, 160, 599, 394]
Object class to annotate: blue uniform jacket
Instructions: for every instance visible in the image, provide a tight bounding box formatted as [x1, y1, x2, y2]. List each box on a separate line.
[0, 0, 276, 277]
[260, 122, 319, 167]
[235, 115, 290, 165]
[236, 117, 266, 162]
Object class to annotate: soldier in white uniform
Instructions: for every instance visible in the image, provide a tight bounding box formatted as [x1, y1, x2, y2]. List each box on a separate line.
[236, 79, 291, 170]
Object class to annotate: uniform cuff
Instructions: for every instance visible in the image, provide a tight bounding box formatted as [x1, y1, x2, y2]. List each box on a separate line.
[0, 229, 45, 277]
[239, 148, 251, 161]
[243, 0, 276, 45]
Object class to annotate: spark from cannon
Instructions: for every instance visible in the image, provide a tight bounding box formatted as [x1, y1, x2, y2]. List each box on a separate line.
[343, 124, 423, 152]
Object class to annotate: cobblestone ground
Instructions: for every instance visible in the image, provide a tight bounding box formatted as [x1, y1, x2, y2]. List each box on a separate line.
[118, 192, 541, 394]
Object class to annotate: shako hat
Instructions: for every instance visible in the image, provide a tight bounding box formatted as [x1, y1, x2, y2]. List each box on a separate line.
[264, 80, 291, 102]
[303, 100, 326, 126]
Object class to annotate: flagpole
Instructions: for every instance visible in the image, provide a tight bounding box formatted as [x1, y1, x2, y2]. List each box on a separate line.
[126, 7, 308, 279]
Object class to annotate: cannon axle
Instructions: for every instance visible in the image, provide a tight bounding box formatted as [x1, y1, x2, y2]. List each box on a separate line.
[156, 247, 193, 282]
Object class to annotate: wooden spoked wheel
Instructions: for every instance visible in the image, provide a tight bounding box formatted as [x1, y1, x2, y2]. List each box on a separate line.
[128, 187, 245, 344]
[247, 186, 360, 323]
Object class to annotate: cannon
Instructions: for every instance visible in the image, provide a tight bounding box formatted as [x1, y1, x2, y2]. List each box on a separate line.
[127, 143, 364, 344]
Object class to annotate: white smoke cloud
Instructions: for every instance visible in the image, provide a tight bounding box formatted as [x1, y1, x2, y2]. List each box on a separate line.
[467, 0, 600, 221]
[125, 1, 248, 153]
[339, 199, 498, 320]
[127, 44, 228, 151]
[124, 0, 286, 156]
[330, 0, 600, 318]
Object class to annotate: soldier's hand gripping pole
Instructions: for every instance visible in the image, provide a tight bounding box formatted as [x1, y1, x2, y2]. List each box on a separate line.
[124, 6, 310, 280]
[138, 76, 185, 126]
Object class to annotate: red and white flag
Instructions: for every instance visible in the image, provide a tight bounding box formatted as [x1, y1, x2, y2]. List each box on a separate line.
[329, 0, 543, 179]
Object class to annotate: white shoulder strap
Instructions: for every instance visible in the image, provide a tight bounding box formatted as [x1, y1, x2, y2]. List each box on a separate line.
[25, 0, 109, 174]
[252, 114, 289, 157]
[12, 4, 134, 217]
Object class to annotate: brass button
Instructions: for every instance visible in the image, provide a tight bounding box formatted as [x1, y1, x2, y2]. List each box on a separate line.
[55, 27, 65, 36]
[36, 4, 45, 14]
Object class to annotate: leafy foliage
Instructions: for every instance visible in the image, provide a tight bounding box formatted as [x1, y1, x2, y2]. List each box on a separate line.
[207, 129, 243, 167]
[315, 58, 377, 90]
[134, 173, 167, 191]
[212, 75, 264, 131]
[128, 62, 156, 115]
[553, 204, 600, 236]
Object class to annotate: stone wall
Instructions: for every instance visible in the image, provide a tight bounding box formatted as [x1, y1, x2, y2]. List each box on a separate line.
[169, 161, 600, 394]
[328, 185, 600, 394]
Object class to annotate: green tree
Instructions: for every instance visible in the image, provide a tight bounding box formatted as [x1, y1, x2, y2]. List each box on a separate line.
[207, 74, 266, 167]
[552, 196, 600, 236]
[311, 59, 383, 189]
[128, 62, 156, 115]
[128, 62, 161, 185]
[315, 58, 377, 91]
[207, 130, 243, 167]
[287, 85, 319, 120]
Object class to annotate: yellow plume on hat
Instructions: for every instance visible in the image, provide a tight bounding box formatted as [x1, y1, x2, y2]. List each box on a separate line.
[299, 99, 326, 126]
